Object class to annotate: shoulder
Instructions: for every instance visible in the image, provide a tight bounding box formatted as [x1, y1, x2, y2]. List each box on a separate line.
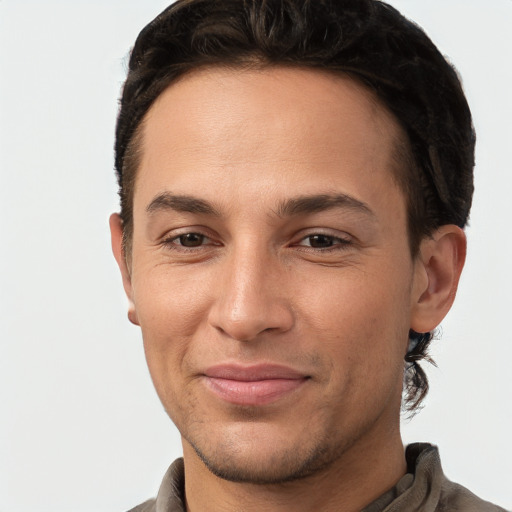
[125, 458, 186, 512]
[406, 443, 508, 512]
[438, 480, 509, 512]
[126, 499, 156, 512]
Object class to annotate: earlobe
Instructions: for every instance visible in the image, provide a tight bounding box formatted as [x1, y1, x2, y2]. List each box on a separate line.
[109, 213, 140, 326]
[410, 225, 466, 334]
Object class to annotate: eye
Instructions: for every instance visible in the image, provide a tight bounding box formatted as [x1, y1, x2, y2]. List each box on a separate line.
[176, 232, 207, 247]
[162, 232, 215, 249]
[299, 234, 351, 249]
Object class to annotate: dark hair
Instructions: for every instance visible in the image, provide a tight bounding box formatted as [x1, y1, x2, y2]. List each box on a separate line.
[114, 0, 475, 412]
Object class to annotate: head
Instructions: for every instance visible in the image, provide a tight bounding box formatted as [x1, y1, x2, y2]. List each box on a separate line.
[111, 0, 473, 483]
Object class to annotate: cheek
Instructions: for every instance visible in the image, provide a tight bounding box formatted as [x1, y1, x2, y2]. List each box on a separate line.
[132, 266, 214, 388]
[294, 263, 412, 378]
[297, 261, 411, 331]
[134, 264, 212, 333]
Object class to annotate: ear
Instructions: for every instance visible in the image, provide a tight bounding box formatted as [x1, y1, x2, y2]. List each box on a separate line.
[410, 225, 466, 333]
[109, 213, 139, 326]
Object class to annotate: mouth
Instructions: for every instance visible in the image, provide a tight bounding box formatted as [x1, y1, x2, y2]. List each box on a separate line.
[202, 364, 310, 406]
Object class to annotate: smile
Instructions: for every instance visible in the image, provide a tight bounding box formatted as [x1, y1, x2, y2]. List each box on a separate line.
[202, 364, 309, 406]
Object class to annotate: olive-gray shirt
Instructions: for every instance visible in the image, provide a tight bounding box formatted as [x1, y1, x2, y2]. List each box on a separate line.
[128, 443, 507, 511]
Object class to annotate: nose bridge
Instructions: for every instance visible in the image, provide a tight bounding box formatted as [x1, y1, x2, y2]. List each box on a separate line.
[229, 241, 268, 318]
[209, 237, 293, 341]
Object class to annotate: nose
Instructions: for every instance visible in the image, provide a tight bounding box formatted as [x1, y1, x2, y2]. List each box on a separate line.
[207, 244, 294, 342]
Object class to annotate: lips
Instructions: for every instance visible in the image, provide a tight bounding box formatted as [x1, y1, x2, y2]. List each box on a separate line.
[202, 364, 309, 406]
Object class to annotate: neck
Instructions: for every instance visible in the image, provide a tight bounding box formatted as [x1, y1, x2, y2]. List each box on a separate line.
[182, 431, 407, 512]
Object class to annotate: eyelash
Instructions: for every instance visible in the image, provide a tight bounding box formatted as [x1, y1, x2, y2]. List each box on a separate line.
[294, 233, 352, 252]
[160, 231, 352, 253]
[161, 232, 217, 251]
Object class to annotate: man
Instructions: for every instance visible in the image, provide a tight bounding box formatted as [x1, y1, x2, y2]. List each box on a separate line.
[109, 1, 507, 510]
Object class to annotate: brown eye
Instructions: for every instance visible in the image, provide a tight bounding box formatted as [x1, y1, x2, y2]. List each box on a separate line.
[307, 234, 335, 248]
[178, 233, 205, 247]
[297, 233, 351, 251]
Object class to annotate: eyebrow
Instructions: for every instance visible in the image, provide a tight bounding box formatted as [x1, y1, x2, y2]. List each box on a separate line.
[145, 191, 374, 219]
[275, 193, 375, 218]
[146, 192, 221, 216]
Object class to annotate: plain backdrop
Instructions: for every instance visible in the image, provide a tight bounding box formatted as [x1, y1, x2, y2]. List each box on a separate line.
[1, 1, 511, 511]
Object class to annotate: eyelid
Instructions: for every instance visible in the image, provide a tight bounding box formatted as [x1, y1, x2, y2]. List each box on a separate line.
[293, 228, 352, 243]
[158, 227, 353, 248]
[168, 233, 211, 246]
[301, 234, 350, 243]
[160, 226, 221, 248]
[290, 229, 354, 254]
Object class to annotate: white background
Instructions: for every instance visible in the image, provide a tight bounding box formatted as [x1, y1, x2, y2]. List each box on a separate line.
[1, 1, 511, 510]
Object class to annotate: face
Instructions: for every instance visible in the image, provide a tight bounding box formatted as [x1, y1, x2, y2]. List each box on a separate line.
[116, 67, 429, 483]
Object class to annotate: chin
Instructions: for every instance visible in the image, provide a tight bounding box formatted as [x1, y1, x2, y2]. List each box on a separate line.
[185, 426, 342, 485]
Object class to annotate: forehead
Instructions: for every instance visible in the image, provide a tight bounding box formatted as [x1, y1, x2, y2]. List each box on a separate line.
[135, 66, 405, 209]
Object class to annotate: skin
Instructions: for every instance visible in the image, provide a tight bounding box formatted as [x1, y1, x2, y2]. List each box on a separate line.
[110, 67, 466, 511]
